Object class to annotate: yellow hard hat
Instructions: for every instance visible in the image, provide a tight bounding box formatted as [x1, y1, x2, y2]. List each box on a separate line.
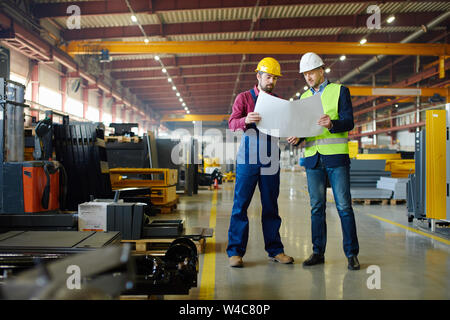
[255, 57, 282, 77]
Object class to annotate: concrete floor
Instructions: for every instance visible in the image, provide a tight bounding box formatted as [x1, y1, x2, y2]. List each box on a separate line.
[160, 171, 450, 300]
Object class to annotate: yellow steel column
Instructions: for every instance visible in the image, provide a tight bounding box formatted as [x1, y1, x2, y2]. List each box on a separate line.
[425, 110, 447, 220]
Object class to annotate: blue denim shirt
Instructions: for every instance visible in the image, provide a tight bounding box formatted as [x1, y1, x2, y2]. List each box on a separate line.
[299, 80, 354, 169]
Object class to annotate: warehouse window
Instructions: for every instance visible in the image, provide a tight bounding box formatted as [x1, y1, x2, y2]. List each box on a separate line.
[39, 86, 62, 111]
[102, 113, 112, 127]
[87, 106, 99, 122]
[9, 72, 31, 101]
[67, 97, 83, 118]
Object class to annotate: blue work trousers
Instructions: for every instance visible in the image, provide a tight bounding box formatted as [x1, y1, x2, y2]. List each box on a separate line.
[305, 160, 359, 258]
[226, 164, 284, 258]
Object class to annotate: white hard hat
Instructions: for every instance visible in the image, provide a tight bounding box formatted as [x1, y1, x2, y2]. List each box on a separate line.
[299, 52, 324, 73]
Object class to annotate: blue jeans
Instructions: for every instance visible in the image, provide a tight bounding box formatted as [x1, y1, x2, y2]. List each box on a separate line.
[306, 160, 359, 258]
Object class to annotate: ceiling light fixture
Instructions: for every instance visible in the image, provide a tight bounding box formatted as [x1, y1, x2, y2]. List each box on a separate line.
[303, 86, 308, 91]
[360, 38, 367, 45]
[340, 55, 346, 61]
[154, 55, 160, 61]
[131, 15, 137, 23]
[162, 68, 167, 73]
[325, 68, 331, 73]
[387, 15, 396, 23]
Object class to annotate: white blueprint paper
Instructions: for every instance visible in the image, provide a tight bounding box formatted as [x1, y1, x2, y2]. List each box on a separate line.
[254, 91, 325, 138]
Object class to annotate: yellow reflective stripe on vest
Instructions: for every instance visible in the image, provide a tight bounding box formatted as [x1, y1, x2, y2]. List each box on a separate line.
[304, 137, 348, 148]
[300, 83, 349, 157]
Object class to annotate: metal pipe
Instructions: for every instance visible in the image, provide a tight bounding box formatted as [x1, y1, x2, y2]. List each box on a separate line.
[349, 121, 426, 139]
[338, 11, 450, 84]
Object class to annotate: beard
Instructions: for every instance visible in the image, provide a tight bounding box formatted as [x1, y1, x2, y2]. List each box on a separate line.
[260, 83, 274, 93]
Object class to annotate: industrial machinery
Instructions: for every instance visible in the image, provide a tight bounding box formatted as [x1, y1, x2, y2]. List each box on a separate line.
[0, 78, 61, 214]
[0, 242, 134, 300]
[198, 168, 223, 187]
[128, 237, 199, 295]
[406, 106, 450, 230]
[0, 231, 199, 298]
[109, 123, 138, 137]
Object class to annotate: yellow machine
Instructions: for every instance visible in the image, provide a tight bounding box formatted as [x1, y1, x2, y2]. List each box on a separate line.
[222, 171, 236, 183]
[348, 141, 359, 159]
[109, 168, 178, 205]
[203, 157, 221, 174]
[425, 110, 447, 221]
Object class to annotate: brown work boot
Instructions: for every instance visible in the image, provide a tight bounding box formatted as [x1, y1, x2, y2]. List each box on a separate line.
[270, 253, 294, 264]
[229, 256, 243, 268]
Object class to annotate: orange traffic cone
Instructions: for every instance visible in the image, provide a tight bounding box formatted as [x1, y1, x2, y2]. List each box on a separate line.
[214, 178, 219, 189]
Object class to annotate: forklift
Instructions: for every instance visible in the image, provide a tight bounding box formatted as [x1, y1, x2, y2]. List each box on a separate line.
[0, 47, 70, 231]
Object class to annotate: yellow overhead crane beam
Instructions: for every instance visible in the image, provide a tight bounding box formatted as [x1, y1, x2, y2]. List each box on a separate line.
[348, 86, 448, 97]
[62, 41, 450, 56]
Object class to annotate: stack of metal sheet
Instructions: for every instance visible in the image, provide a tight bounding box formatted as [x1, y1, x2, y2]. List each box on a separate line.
[376, 177, 408, 199]
[350, 188, 393, 199]
[107, 202, 145, 240]
[350, 159, 393, 199]
[367, 148, 398, 154]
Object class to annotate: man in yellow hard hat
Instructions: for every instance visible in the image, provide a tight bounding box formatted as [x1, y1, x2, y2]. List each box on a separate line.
[227, 57, 294, 268]
[287, 52, 360, 270]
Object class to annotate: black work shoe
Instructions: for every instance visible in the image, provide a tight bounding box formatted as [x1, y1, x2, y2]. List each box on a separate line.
[302, 253, 324, 266]
[348, 256, 360, 270]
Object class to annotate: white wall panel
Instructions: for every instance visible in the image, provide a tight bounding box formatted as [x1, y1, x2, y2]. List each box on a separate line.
[10, 49, 29, 78]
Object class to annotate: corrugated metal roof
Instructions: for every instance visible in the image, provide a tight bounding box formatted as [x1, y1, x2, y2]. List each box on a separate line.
[53, 13, 160, 29]
[46, 1, 450, 29]
[167, 26, 418, 41]
[379, 1, 450, 13]
[264, 2, 366, 18]
[344, 26, 420, 34]
[111, 53, 217, 61]
[107, 36, 167, 42]
[161, 6, 258, 24]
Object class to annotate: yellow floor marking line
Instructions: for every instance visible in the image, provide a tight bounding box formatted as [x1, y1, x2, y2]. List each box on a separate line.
[368, 214, 450, 245]
[198, 189, 218, 300]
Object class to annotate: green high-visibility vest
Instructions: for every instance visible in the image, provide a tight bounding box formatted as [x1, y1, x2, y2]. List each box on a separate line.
[300, 83, 349, 157]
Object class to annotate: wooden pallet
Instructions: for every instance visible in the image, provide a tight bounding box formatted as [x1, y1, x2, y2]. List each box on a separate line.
[352, 198, 407, 205]
[121, 237, 206, 254]
[154, 197, 179, 214]
[105, 136, 140, 143]
[352, 199, 390, 205]
[390, 199, 406, 205]
[151, 186, 177, 205]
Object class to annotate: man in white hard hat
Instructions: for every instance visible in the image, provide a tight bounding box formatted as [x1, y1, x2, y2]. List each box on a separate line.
[227, 57, 294, 268]
[287, 52, 360, 270]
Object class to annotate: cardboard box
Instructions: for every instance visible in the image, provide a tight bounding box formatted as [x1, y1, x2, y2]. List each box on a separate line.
[78, 202, 109, 232]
